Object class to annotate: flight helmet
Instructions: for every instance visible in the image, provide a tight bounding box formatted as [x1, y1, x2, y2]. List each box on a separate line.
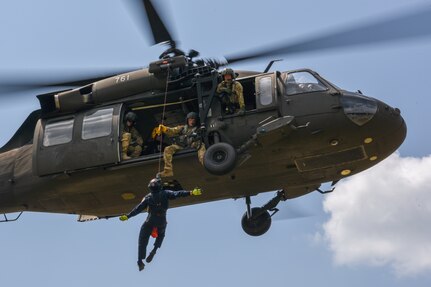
[221, 68, 235, 79]
[125, 112, 138, 123]
[148, 177, 163, 193]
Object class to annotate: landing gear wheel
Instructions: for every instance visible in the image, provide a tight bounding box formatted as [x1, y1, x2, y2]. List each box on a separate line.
[241, 207, 272, 236]
[204, 142, 237, 175]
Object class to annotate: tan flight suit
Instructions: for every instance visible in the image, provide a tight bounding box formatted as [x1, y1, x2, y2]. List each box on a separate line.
[160, 125, 206, 177]
[216, 80, 245, 112]
[122, 126, 144, 159]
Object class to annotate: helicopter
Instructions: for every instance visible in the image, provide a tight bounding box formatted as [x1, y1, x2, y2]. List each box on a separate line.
[3, 0, 426, 237]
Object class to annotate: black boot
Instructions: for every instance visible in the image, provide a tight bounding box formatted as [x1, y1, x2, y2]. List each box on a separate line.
[137, 260, 145, 271]
[146, 248, 157, 263]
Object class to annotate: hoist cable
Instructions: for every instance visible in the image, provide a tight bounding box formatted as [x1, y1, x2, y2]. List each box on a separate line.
[157, 68, 170, 174]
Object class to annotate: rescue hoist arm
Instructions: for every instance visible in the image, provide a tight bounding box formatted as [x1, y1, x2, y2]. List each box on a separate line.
[194, 70, 219, 125]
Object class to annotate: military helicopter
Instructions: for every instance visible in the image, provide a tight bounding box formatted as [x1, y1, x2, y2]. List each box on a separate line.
[4, 0, 428, 236]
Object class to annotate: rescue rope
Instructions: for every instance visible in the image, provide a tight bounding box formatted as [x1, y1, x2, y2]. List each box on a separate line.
[157, 68, 170, 174]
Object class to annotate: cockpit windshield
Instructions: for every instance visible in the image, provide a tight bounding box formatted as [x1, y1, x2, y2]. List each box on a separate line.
[282, 71, 328, 95]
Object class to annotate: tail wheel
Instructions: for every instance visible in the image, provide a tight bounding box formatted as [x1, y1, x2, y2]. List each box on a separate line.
[241, 207, 272, 236]
[204, 142, 237, 175]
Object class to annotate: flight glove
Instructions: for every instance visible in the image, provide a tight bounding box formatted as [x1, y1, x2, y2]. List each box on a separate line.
[158, 124, 168, 133]
[191, 188, 202, 196]
[151, 124, 168, 139]
[119, 215, 129, 221]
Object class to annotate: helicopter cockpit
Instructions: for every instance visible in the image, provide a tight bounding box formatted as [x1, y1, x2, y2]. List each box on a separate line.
[281, 71, 328, 96]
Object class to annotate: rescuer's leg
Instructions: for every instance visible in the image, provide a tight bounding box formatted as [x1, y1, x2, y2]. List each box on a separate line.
[130, 144, 142, 158]
[146, 224, 166, 263]
[122, 132, 132, 160]
[159, 144, 182, 177]
[137, 222, 152, 271]
[197, 145, 206, 165]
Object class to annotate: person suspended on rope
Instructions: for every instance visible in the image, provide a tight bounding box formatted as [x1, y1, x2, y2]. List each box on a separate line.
[119, 177, 202, 271]
[122, 111, 144, 160]
[216, 68, 245, 115]
[152, 112, 206, 178]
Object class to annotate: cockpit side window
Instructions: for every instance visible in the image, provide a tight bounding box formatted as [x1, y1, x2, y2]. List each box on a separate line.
[283, 72, 328, 95]
[43, 118, 74, 147]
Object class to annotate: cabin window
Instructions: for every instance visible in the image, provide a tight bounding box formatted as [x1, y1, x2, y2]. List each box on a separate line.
[258, 76, 273, 106]
[43, 118, 74, 147]
[284, 72, 327, 95]
[82, 108, 114, 140]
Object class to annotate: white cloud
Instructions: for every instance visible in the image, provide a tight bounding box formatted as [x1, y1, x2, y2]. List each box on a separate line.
[322, 153, 431, 276]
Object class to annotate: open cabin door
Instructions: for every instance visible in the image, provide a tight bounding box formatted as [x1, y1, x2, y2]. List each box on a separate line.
[33, 104, 121, 176]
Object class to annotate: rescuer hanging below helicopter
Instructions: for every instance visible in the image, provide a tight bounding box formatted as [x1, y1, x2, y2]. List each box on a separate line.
[216, 68, 245, 115]
[122, 111, 144, 160]
[119, 177, 202, 271]
[152, 112, 205, 177]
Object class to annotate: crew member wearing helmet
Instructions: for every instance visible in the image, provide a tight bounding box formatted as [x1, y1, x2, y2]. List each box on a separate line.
[119, 177, 202, 271]
[152, 112, 205, 177]
[122, 111, 144, 160]
[216, 68, 245, 115]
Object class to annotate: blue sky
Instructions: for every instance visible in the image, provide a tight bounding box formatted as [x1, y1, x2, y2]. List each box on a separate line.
[1, 0, 431, 286]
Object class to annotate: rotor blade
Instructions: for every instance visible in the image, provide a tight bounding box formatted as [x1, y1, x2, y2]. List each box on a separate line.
[143, 0, 174, 45]
[0, 67, 140, 92]
[226, 4, 431, 64]
[123, 0, 175, 46]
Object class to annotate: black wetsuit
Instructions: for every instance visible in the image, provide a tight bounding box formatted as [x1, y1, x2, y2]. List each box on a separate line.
[127, 189, 191, 261]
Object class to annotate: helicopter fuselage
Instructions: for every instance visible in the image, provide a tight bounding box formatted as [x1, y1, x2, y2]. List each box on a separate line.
[0, 67, 406, 218]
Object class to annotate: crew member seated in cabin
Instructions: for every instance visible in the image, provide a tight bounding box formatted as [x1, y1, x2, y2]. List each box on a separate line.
[152, 112, 205, 177]
[122, 112, 144, 160]
[216, 68, 245, 115]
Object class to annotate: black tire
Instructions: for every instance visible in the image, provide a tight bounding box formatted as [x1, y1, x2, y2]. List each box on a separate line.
[241, 207, 272, 236]
[204, 142, 237, 175]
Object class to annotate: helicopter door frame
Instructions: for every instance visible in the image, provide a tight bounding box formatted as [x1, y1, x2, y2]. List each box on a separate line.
[255, 72, 278, 110]
[33, 104, 121, 176]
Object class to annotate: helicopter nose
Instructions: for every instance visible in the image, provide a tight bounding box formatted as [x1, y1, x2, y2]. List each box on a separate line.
[341, 93, 406, 158]
[373, 100, 407, 156]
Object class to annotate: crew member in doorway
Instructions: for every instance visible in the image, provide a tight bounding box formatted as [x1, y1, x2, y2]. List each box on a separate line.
[152, 112, 205, 177]
[122, 112, 143, 160]
[119, 177, 202, 271]
[216, 68, 245, 115]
